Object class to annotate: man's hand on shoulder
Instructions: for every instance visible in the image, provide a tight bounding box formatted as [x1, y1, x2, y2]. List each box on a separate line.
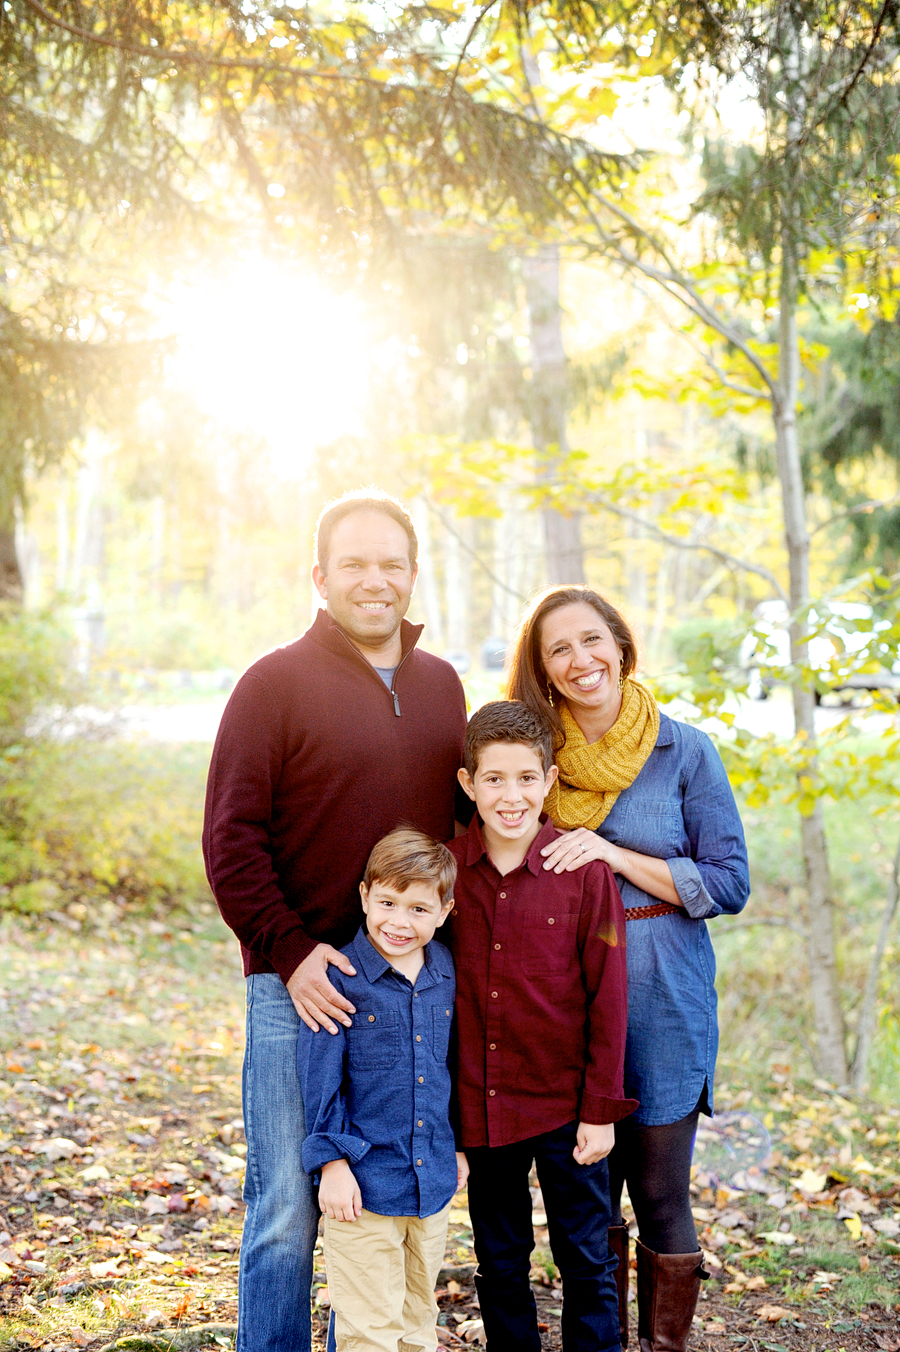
[318, 1159, 363, 1223]
[287, 943, 357, 1034]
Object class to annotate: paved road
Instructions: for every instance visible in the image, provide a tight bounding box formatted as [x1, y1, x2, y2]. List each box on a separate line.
[117, 687, 896, 744]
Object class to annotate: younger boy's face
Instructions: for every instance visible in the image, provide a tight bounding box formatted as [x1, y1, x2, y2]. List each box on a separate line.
[360, 879, 452, 965]
[458, 742, 558, 848]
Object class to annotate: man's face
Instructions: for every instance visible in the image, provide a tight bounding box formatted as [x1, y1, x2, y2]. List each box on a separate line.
[312, 509, 417, 656]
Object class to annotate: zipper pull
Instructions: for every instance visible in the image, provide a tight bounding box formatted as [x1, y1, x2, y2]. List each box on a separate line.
[392, 689, 401, 717]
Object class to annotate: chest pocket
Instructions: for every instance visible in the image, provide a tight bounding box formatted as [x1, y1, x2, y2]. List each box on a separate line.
[603, 800, 684, 856]
[520, 912, 579, 974]
[431, 1005, 453, 1064]
[346, 1010, 401, 1070]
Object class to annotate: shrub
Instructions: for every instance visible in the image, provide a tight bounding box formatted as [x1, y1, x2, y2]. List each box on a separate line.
[0, 608, 210, 916]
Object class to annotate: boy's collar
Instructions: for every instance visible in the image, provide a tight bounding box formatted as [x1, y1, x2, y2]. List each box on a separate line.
[349, 925, 452, 985]
[464, 813, 558, 877]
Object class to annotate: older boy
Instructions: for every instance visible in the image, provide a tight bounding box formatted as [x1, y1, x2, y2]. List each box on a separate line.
[449, 701, 637, 1352]
[297, 828, 468, 1352]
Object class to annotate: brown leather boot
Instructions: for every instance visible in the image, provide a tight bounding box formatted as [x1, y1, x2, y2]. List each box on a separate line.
[607, 1224, 630, 1348]
[635, 1241, 707, 1351]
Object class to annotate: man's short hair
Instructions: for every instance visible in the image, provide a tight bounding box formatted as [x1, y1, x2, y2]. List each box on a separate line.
[315, 489, 418, 571]
[363, 827, 456, 905]
[464, 701, 554, 777]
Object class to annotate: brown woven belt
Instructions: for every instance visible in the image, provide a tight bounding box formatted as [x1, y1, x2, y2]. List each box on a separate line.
[625, 902, 683, 921]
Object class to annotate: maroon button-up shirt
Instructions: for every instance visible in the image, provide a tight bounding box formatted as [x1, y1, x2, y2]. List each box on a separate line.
[447, 816, 638, 1149]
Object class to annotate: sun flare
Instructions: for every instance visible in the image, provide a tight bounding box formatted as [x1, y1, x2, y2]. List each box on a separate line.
[167, 260, 372, 478]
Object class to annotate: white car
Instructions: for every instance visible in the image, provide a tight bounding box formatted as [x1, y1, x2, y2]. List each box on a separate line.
[739, 600, 900, 701]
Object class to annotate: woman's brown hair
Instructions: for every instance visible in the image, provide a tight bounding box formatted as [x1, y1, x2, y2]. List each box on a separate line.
[505, 585, 638, 745]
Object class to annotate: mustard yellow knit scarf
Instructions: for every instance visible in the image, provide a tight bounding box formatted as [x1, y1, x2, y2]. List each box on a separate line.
[545, 677, 661, 831]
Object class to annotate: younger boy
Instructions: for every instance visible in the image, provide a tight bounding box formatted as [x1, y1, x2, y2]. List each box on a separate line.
[449, 701, 637, 1352]
[297, 827, 468, 1352]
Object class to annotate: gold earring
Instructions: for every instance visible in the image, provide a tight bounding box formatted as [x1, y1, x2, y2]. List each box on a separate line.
[617, 670, 624, 692]
[547, 681, 555, 707]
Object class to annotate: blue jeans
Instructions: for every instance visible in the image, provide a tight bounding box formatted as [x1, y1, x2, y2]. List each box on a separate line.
[466, 1121, 619, 1352]
[239, 974, 321, 1352]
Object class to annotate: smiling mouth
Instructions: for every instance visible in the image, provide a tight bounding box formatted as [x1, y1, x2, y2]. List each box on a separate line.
[498, 809, 527, 823]
[383, 930, 413, 944]
[356, 601, 390, 611]
[574, 670, 605, 690]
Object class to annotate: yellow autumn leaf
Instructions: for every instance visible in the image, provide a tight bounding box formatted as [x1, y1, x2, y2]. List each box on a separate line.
[843, 1212, 863, 1240]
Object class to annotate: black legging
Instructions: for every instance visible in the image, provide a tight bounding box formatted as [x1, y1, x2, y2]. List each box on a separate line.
[608, 1103, 701, 1255]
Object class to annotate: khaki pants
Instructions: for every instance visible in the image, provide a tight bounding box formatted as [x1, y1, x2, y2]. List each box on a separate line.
[323, 1202, 451, 1352]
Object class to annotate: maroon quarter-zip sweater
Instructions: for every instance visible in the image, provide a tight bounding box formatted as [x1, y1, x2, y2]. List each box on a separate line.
[202, 609, 467, 984]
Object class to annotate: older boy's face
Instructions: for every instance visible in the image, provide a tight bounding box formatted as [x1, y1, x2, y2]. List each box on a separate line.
[458, 742, 558, 848]
[360, 879, 451, 965]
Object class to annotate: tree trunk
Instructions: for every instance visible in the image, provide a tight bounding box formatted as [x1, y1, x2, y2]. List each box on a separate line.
[0, 523, 23, 603]
[411, 496, 445, 651]
[851, 830, 900, 1092]
[523, 246, 586, 586]
[776, 163, 849, 1082]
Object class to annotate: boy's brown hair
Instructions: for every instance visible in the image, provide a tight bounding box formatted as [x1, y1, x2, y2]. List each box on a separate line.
[463, 700, 554, 777]
[363, 827, 457, 904]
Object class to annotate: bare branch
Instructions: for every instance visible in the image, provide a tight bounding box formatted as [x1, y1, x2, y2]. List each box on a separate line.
[721, 917, 806, 936]
[582, 489, 789, 601]
[562, 180, 779, 402]
[811, 493, 900, 536]
[425, 500, 528, 603]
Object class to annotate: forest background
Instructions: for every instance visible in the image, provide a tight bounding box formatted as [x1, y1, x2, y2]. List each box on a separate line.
[1, 1, 900, 1345]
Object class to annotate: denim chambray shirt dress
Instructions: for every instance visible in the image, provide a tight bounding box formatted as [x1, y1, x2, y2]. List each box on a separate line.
[597, 713, 750, 1126]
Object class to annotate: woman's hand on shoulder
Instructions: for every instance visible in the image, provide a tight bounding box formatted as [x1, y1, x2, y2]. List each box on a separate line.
[541, 828, 624, 875]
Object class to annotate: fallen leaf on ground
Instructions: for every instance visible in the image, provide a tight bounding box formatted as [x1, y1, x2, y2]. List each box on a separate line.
[756, 1305, 792, 1322]
[90, 1259, 123, 1278]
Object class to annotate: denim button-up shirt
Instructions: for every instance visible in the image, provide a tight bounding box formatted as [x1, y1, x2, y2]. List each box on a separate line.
[597, 713, 749, 1126]
[297, 927, 458, 1218]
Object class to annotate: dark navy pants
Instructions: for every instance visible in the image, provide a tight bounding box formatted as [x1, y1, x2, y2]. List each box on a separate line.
[465, 1120, 619, 1352]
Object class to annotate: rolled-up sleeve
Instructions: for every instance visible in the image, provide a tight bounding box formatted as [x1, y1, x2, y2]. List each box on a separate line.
[296, 1018, 372, 1174]
[669, 733, 749, 920]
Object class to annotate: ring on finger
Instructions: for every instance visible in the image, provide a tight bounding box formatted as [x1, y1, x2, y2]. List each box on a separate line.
[579, 842, 587, 853]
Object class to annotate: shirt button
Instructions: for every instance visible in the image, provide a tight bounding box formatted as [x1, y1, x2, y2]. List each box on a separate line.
[416, 1035, 422, 1042]
[452, 908, 458, 916]
[548, 917, 555, 925]
[489, 1043, 496, 1050]
[418, 1076, 424, 1084]
[368, 1014, 376, 1022]
[489, 1090, 496, 1097]
[417, 1158, 423, 1166]
[491, 991, 498, 998]
[417, 1119, 423, 1127]
[494, 943, 501, 950]
[499, 892, 506, 899]
[445, 1009, 450, 1016]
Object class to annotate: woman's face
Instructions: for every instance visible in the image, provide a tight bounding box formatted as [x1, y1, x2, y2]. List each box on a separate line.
[539, 602, 624, 724]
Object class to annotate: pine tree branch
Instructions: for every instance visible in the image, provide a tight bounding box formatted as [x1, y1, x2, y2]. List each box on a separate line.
[18, 0, 395, 82]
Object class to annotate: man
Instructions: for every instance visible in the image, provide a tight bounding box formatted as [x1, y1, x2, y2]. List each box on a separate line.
[203, 490, 467, 1352]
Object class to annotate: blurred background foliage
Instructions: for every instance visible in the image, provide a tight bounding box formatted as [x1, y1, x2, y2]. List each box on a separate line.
[2, 0, 900, 1095]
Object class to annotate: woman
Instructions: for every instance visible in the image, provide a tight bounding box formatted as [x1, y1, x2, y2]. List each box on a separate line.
[507, 585, 749, 1352]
